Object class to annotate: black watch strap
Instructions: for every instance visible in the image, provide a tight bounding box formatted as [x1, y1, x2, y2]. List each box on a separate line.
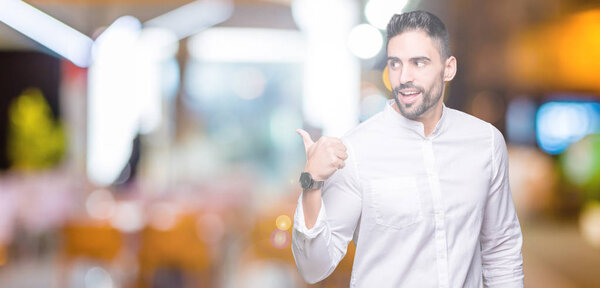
[300, 172, 324, 190]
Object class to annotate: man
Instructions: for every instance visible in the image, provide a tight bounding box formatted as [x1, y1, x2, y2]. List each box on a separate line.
[292, 10, 524, 288]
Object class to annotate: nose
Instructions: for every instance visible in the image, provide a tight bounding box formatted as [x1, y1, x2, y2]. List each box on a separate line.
[399, 65, 414, 84]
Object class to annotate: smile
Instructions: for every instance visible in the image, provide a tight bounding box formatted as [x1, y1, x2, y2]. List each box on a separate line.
[399, 90, 421, 104]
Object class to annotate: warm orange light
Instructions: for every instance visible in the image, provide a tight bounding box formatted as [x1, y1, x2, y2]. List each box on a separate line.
[382, 66, 392, 91]
[275, 214, 291, 231]
[508, 9, 600, 93]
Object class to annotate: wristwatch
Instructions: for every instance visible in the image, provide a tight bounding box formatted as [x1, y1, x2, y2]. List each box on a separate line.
[299, 172, 324, 190]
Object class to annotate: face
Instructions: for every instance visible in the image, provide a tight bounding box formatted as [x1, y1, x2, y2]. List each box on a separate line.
[387, 30, 456, 120]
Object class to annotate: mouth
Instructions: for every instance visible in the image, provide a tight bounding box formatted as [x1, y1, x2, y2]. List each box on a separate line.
[398, 89, 421, 104]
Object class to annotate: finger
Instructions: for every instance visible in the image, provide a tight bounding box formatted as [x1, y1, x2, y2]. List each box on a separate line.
[328, 155, 345, 168]
[330, 140, 347, 152]
[334, 150, 348, 160]
[329, 137, 344, 146]
[296, 129, 315, 151]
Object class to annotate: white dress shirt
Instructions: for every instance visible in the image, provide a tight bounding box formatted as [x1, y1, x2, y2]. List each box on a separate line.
[292, 100, 524, 288]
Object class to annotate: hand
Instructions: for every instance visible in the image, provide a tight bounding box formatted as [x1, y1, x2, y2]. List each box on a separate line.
[296, 129, 348, 182]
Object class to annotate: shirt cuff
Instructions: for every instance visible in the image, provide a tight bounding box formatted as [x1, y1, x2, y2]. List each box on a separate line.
[484, 275, 524, 288]
[485, 280, 523, 288]
[293, 192, 327, 239]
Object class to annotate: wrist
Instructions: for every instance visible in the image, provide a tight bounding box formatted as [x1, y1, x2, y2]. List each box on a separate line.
[299, 171, 325, 190]
[303, 165, 324, 182]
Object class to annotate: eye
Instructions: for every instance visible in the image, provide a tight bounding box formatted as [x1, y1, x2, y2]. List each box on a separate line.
[389, 61, 401, 70]
[416, 61, 425, 68]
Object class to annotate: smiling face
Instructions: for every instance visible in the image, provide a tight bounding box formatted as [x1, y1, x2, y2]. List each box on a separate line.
[387, 29, 456, 121]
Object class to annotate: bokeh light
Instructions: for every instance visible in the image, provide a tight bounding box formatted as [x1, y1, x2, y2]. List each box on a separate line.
[365, 0, 409, 30]
[275, 215, 291, 231]
[148, 202, 179, 231]
[536, 101, 600, 155]
[348, 24, 383, 59]
[580, 202, 600, 248]
[270, 229, 290, 249]
[382, 67, 392, 91]
[84, 266, 114, 288]
[561, 134, 600, 195]
[109, 202, 144, 233]
[85, 189, 116, 220]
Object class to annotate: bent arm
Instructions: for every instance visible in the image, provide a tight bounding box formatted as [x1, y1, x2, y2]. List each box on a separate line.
[292, 140, 362, 284]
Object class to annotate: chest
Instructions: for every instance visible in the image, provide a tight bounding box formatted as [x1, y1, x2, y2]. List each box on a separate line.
[357, 139, 491, 228]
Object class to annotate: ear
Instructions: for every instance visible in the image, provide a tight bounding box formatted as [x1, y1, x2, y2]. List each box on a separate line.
[443, 56, 457, 82]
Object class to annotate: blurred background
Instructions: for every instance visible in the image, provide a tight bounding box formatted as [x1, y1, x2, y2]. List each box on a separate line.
[0, 0, 599, 287]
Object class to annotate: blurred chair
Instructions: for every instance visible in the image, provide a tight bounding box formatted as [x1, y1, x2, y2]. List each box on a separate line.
[59, 221, 123, 287]
[137, 213, 213, 288]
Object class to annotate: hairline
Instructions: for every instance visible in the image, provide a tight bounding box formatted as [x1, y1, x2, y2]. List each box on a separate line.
[386, 28, 450, 60]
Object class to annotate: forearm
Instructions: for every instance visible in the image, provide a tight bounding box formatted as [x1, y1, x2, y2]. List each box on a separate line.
[302, 188, 322, 229]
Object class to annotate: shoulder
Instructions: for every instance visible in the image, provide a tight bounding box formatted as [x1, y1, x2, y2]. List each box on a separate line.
[448, 108, 507, 158]
[447, 107, 491, 132]
[445, 107, 501, 142]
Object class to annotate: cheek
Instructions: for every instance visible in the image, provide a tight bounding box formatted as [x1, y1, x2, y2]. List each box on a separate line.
[388, 72, 401, 86]
[419, 70, 442, 89]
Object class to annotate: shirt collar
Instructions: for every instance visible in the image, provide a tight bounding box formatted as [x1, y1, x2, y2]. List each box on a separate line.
[383, 99, 449, 139]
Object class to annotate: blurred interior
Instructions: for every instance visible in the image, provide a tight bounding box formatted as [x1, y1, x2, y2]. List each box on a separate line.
[1, 0, 600, 287]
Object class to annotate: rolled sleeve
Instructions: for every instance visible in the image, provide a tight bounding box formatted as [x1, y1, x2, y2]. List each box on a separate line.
[293, 196, 328, 239]
[480, 125, 524, 288]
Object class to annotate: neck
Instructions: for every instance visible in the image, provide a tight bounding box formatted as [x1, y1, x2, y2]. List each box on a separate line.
[420, 101, 444, 137]
[393, 99, 444, 137]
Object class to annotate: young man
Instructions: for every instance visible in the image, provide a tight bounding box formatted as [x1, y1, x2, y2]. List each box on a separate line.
[293, 11, 524, 288]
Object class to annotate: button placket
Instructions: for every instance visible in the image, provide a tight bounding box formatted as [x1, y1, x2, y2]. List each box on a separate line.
[422, 139, 450, 288]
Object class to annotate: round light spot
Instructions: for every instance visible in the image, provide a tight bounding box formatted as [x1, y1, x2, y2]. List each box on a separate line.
[365, 0, 409, 30]
[270, 229, 290, 249]
[84, 266, 114, 288]
[348, 24, 383, 59]
[110, 202, 144, 233]
[148, 202, 179, 231]
[275, 215, 292, 231]
[86, 189, 115, 220]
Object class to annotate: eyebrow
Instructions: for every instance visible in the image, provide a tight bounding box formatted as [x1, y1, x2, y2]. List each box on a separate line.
[386, 56, 432, 62]
[410, 56, 431, 62]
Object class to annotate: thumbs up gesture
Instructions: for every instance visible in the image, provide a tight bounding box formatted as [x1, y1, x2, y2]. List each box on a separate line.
[296, 129, 348, 181]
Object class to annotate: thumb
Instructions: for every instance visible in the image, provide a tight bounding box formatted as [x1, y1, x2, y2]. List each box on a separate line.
[296, 129, 314, 151]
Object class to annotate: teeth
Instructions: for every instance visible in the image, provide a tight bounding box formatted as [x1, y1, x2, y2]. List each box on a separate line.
[401, 91, 419, 96]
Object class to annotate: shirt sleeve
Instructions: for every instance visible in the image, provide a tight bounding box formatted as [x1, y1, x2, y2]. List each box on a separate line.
[291, 139, 362, 284]
[480, 125, 524, 288]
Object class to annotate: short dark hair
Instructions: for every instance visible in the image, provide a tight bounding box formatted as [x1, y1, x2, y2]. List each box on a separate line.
[386, 10, 451, 59]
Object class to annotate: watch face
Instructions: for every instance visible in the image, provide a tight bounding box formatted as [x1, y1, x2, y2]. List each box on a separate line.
[299, 172, 312, 188]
